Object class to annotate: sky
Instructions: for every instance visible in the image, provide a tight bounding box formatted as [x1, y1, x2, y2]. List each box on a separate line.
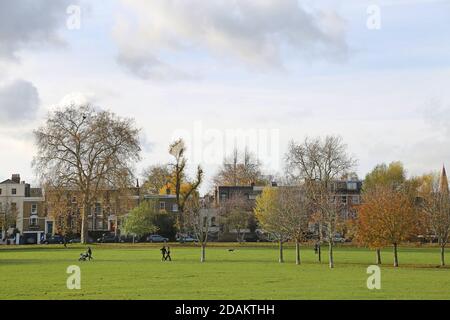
[0, 0, 449, 194]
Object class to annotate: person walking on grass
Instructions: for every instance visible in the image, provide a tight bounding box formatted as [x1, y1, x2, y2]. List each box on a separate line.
[160, 246, 167, 261]
[87, 247, 93, 260]
[165, 246, 172, 261]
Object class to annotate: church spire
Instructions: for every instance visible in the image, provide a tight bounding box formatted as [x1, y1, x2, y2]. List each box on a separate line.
[439, 165, 449, 194]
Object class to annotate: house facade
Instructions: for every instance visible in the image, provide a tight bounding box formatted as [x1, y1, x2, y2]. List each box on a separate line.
[215, 180, 362, 220]
[214, 180, 363, 241]
[45, 186, 141, 237]
[0, 174, 46, 244]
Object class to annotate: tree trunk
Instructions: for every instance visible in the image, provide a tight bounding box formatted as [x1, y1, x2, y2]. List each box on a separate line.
[329, 241, 334, 269]
[279, 240, 284, 263]
[81, 202, 90, 244]
[376, 249, 382, 265]
[318, 243, 322, 263]
[440, 245, 445, 267]
[201, 243, 206, 263]
[393, 243, 399, 267]
[295, 239, 301, 265]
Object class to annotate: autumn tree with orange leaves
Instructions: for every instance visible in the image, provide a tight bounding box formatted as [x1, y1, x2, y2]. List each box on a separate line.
[356, 186, 417, 267]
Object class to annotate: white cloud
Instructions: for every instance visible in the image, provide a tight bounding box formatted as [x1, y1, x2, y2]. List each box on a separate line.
[0, 0, 77, 60]
[58, 92, 98, 107]
[0, 79, 40, 122]
[114, 0, 349, 80]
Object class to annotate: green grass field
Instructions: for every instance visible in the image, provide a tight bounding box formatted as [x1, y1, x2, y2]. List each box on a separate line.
[1, 243, 449, 300]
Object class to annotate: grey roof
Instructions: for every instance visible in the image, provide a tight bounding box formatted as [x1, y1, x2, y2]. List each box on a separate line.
[0, 179, 15, 184]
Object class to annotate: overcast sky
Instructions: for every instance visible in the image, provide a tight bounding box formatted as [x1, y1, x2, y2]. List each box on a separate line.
[0, 0, 449, 193]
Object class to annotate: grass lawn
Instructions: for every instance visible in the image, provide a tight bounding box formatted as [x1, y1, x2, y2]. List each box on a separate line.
[0, 243, 449, 300]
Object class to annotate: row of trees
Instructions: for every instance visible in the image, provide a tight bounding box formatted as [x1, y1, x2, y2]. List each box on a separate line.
[32, 105, 450, 268]
[357, 163, 450, 267]
[255, 159, 450, 268]
[255, 136, 355, 268]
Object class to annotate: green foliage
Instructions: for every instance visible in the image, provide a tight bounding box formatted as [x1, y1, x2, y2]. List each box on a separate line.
[122, 201, 158, 237]
[152, 212, 177, 240]
[363, 161, 406, 192]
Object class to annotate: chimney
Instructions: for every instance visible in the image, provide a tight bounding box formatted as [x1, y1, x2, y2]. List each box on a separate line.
[11, 174, 20, 184]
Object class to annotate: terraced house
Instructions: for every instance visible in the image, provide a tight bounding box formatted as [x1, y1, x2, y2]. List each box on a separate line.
[0, 174, 46, 244]
[44, 185, 141, 238]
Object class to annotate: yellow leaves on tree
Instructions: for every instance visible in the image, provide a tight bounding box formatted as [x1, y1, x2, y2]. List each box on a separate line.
[356, 186, 417, 266]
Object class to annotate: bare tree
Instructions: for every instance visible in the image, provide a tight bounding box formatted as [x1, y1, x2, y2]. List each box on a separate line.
[277, 186, 312, 265]
[286, 136, 356, 184]
[169, 139, 203, 219]
[185, 196, 215, 262]
[285, 135, 356, 268]
[421, 175, 450, 266]
[213, 147, 265, 186]
[0, 200, 18, 243]
[142, 164, 171, 194]
[219, 193, 252, 243]
[314, 190, 345, 268]
[33, 105, 141, 244]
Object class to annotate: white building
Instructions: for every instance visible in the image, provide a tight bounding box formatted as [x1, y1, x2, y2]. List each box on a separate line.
[0, 174, 46, 244]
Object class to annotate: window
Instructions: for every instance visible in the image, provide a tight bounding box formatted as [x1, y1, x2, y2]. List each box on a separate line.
[347, 182, 357, 190]
[30, 216, 38, 226]
[31, 204, 38, 215]
[352, 196, 360, 204]
[172, 203, 178, 212]
[220, 193, 227, 201]
[160, 202, 166, 210]
[96, 219, 103, 229]
[211, 217, 217, 227]
[341, 196, 347, 204]
[12, 189, 17, 195]
[0, 188, 2, 195]
[95, 203, 102, 216]
[71, 197, 77, 204]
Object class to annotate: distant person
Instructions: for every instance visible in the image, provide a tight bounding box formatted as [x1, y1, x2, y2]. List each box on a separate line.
[87, 247, 93, 260]
[160, 246, 167, 261]
[314, 242, 319, 254]
[63, 236, 67, 248]
[165, 246, 172, 261]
